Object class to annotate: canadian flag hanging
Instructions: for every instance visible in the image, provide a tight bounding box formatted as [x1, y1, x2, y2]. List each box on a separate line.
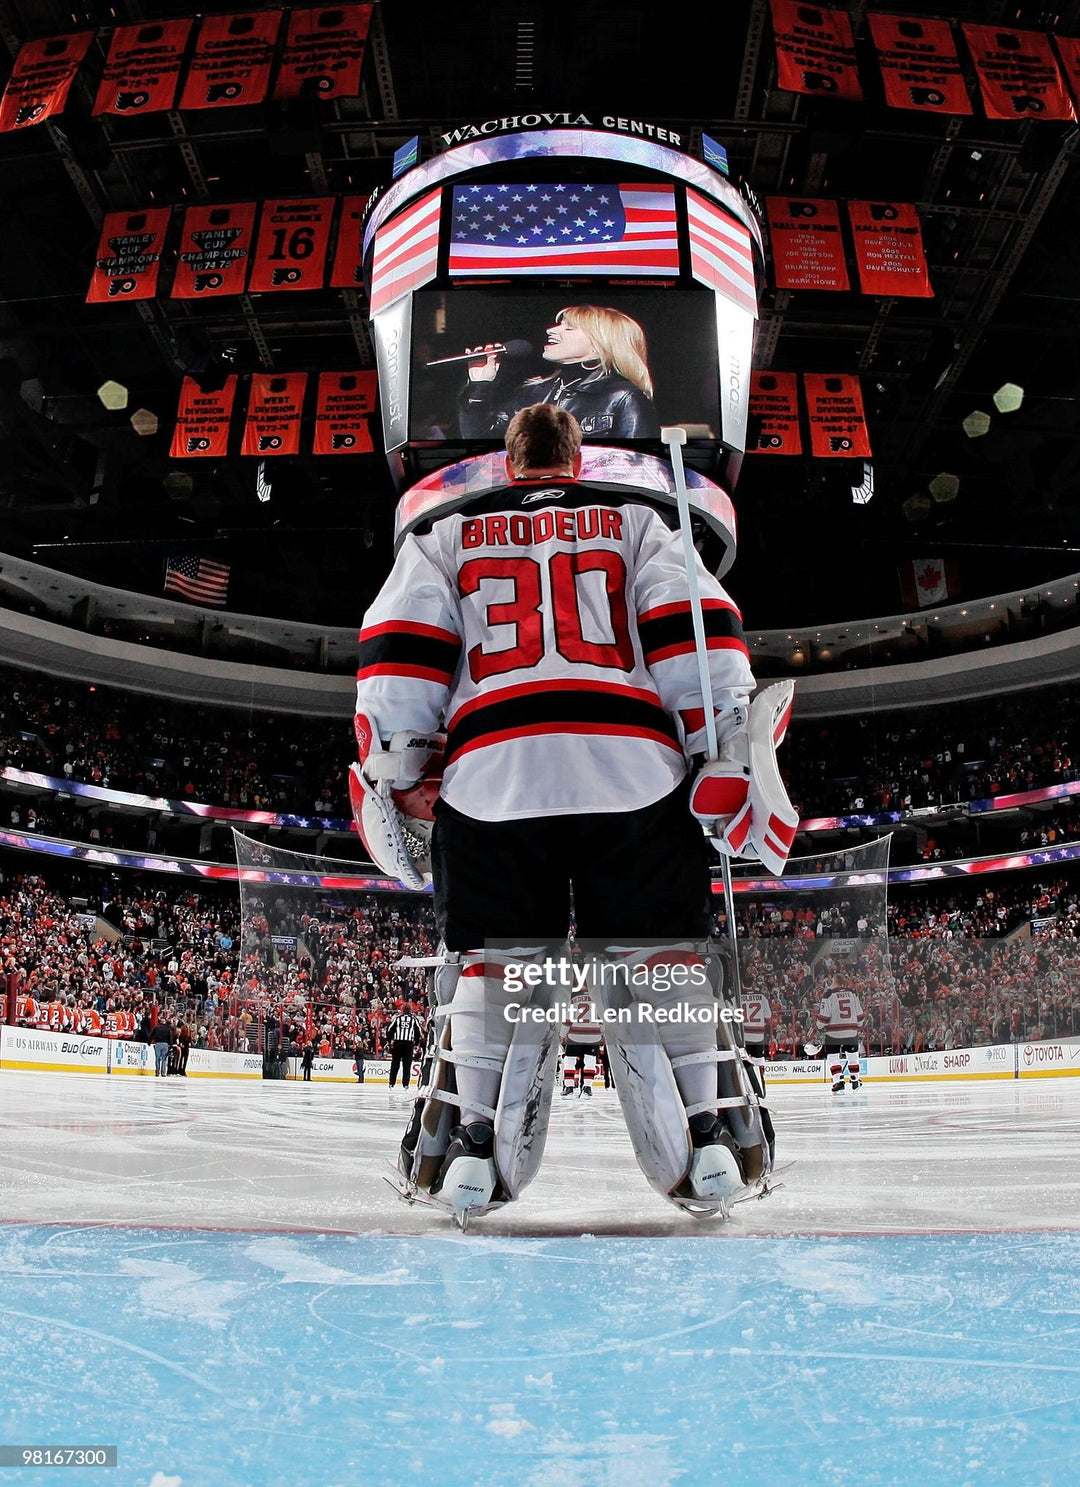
[899, 558, 961, 609]
[273, 5, 373, 102]
[847, 201, 933, 298]
[769, 0, 862, 101]
[170, 376, 238, 458]
[92, 18, 193, 117]
[86, 208, 172, 303]
[241, 373, 308, 456]
[0, 31, 95, 132]
[171, 202, 257, 298]
[313, 372, 377, 453]
[178, 11, 283, 110]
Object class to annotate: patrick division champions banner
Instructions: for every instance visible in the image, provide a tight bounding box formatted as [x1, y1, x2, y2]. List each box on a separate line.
[749, 373, 801, 454]
[804, 374, 872, 458]
[313, 372, 377, 453]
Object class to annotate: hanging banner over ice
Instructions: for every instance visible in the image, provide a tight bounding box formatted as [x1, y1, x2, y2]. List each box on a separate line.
[766, 198, 849, 292]
[330, 194, 371, 288]
[86, 208, 171, 302]
[847, 201, 933, 298]
[92, 18, 193, 117]
[273, 4, 373, 101]
[171, 202, 256, 298]
[0, 31, 94, 132]
[313, 372, 377, 453]
[248, 198, 335, 292]
[769, 0, 863, 101]
[169, 376, 237, 458]
[241, 373, 308, 456]
[749, 372, 802, 455]
[962, 23, 1075, 121]
[178, 10, 282, 110]
[804, 374, 872, 458]
[867, 14, 973, 115]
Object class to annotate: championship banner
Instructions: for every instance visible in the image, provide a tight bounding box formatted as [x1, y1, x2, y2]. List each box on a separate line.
[92, 18, 193, 117]
[248, 198, 335, 292]
[765, 197, 849, 291]
[169, 376, 237, 458]
[749, 372, 802, 455]
[241, 373, 308, 456]
[1054, 36, 1080, 114]
[804, 374, 872, 458]
[867, 14, 973, 115]
[769, 0, 862, 102]
[329, 194, 370, 288]
[171, 202, 257, 298]
[273, 4, 373, 101]
[178, 10, 282, 110]
[847, 201, 932, 298]
[313, 372, 377, 454]
[0, 31, 94, 132]
[86, 208, 171, 303]
[961, 24, 1075, 121]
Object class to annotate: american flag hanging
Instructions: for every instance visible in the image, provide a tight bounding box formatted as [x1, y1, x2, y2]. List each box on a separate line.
[686, 189, 758, 316]
[448, 182, 679, 277]
[164, 554, 231, 608]
[368, 187, 441, 316]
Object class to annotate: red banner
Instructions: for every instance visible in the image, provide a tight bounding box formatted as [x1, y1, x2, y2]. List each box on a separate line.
[867, 14, 973, 115]
[749, 373, 802, 455]
[86, 208, 172, 303]
[962, 24, 1075, 121]
[0, 31, 94, 132]
[274, 4, 373, 101]
[248, 198, 335, 293]
[92, 18, 193, 117]
[769, 0, 862, 101]
[804, 374, 872, 458]
[170, 376, 237, 458]
[847, 201, 932, 298]
[171, 202, 257, 298]
[178, 11, 282, 110]
[241, 373, 307, 456]
[313, 372, 377, 453]
[1054, 36, 1080, 113]
[766, 197, 849, 291]
[330, 194, 371, 288]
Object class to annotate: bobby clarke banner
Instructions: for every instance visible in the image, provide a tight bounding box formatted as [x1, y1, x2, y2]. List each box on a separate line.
[313, 372, 376, 454]
[766, 198, 849, 292]
[248, 198, 335, 292]
[86, 208, 171, 302]
[749, 372, 802, 454]
[171, 202, 257, 298]
[273, 4, 373, 101]
[804, 373, 872, 458]
[241, 373, 308, 456]
[847, 201, 932, 298]
[961, 23, 1075, 120]
[92, 18, 193, 117]
[769, 0, 863, 102]
[170, 376, 237, 458]
[0, 31, 94, 132]
[867, 13, 973, 115]
[178, 10, 283, 110]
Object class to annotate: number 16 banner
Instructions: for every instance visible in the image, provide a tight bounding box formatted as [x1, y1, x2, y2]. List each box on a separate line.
[248, 198, 335, 292]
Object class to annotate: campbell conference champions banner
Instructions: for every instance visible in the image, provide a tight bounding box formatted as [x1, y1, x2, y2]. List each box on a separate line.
[92, 18, 192, 117]
[804, 374, 872, 458]
[0, 31, 94, 132]
[847, 201, 932, 298]
[769, 0, 862, 102]
[241, 373, 307, 456]
[313, 372, 376, 453]
[171, 202, 257, 298]
[961, 23, 1075, 121]
[749, 372, 802, 455]
[170, 376, 237, 458]
[766, 198, 849, 291]
[274, 4, 373, 101]
[867, 14, 973, 115]
[178, 10, 282, 110]
[86, 208, 171, 302]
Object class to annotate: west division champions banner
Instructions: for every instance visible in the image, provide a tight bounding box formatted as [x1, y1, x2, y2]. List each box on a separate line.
[170, 376, 237, 458]
[92, 18, 193, 117]
[241, 373, 307, 456]
[867, 14, 973, 115]
[313, 372, 377, 453]
[248, 198, 335, 292]
[86, 208, 171, 302]
[804, 374, 872, 458]
[330, 194, 370, 288]
[171, 202, 257, 298]
[0, 31, 94, 132]
[273, 4, 373, 101]
[766, 198, 849, 291]
[178, 11, 282, 110]
[769, 0, 862, 101]
[749, 373, 801, 454]
[847, 201, 932, 298]
[962, 24, 1075, 120]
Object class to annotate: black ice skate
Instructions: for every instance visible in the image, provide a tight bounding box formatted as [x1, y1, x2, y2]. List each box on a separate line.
[832, 1079, 845, 1093]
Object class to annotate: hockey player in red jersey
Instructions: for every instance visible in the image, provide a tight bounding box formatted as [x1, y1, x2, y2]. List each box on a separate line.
[352, 403, 777, 1225]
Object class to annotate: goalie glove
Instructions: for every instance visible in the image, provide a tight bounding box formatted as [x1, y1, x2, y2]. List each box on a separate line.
[689, 736, 750, 829]
[350, 712, 444, 890]
[712, 682, 799, 877]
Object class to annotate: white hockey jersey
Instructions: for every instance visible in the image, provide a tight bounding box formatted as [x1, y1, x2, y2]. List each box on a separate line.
[739, 993, 771, 1041]
[816, 990, 865, 1041]
[354, 478, 755, 822]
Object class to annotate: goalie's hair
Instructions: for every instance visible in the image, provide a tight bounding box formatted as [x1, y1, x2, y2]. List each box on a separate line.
[505, 403, 582, 474]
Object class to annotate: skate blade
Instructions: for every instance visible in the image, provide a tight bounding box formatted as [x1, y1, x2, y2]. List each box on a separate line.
[382, 1166, 506, 1225]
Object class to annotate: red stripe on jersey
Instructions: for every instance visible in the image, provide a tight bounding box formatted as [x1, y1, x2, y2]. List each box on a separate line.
[448, 676, 664, 727]
[358, 619, 460, 645]
[449, 720, 684, 761]
[355, 663, 455, 684]
[461, 963, 507, 980]
[638, 597, 742, 624]
[725, 801, 753, 852]
[680, 707, 706, 734]
[646, 635, 750, 666]
[769, 814, 798, 849]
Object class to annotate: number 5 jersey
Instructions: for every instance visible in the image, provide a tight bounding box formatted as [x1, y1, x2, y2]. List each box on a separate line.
[354, 477, 754, 822]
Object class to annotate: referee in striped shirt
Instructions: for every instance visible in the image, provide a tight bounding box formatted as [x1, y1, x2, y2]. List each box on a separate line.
[386, 1009, 423, 1090]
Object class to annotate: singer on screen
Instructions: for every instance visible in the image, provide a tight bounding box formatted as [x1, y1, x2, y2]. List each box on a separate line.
[457, 305, 661, 440]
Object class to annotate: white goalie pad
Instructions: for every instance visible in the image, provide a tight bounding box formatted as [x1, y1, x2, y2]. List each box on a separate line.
[718, 681, 799, 876]
[348, 761, 432, 891]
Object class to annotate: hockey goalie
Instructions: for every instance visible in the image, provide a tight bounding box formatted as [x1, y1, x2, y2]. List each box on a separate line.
[351, 403, 797, 1227]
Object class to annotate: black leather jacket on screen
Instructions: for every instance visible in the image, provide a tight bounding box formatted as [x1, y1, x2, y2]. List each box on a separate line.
[459, 366, 660, 440]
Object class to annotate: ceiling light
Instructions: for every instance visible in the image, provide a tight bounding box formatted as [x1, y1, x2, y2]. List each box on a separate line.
[962, 410, 991, 438]
[851, 463, 874, 505]
[992, 382, 1023, 413]
[130, 408, 158, 436]
[929, 472, 960, 502]
[97, 380, 128, 410]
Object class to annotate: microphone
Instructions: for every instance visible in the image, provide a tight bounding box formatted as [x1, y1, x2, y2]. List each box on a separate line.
[426, 339, 532, 367]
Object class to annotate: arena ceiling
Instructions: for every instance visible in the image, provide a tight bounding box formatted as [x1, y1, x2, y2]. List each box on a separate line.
[1, 0, 1080, 630]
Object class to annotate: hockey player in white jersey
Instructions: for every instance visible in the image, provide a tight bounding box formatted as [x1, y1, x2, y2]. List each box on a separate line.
[816, 985, 866, 1092]
[562, 990, 603, 1098]
[351, 404, 787, 1225]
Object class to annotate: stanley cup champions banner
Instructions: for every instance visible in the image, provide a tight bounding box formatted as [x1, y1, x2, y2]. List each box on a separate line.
[92, 18, 192, 117]
[86, 208, 171, 302]
[867, 14, 973, 115]
[172, 202, 257, 298]
[0, 31, 94, 132]
[769, 0, 863, 101]
[178, 10, 283, 110]
[241, 373, 308, 456]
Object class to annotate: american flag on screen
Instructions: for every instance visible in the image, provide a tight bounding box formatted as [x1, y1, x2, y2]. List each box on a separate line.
[686, 188, 757, 316]
[368, 187, 441, 315]
[448, 182, 679, 277]
[164, 554, 230, 608]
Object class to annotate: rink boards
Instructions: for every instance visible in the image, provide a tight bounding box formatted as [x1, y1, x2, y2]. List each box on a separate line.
[765, 1039, 1080, 1083]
